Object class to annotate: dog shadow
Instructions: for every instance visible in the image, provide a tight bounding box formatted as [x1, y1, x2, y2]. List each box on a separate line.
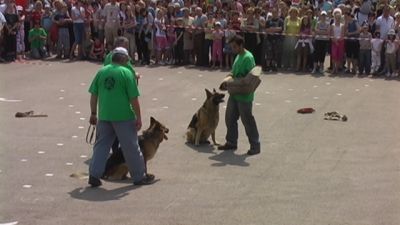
[185, 142, 215, 154]
[68, 184, 142, 202]
[208, 151, 250, 167]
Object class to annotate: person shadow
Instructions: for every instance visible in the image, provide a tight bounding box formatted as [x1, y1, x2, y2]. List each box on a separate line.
[208, 150, 250, 167]
[185, 143, 250, 167]
[68, 184, 142, 202]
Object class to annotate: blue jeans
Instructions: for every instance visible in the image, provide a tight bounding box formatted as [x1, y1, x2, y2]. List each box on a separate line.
[73, 23, 85, 44]
[89, 120, 146, 183]
[225, 97, 260, 151]
[31, 47, 47, 59]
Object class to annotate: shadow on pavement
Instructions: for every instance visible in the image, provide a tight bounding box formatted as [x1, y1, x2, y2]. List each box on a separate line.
[68, 184, 142, 202]
[209, 151, 250, 167]
[185, 142, 216, 154]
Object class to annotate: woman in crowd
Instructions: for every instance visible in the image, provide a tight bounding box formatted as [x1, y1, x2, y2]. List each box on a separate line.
[282, 7, 300, 71]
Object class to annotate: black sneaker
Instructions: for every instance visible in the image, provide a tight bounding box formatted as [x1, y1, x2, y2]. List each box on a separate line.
[88, 175, 102, 188]
[134, 174, 156, 186]
[217, 143, 237, 151]
[247, 149, 260, 156]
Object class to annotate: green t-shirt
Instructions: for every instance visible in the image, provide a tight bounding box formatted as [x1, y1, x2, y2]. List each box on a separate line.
[28, 28, 47, 49]
[104, 52, 136, 78]
[88, 64, 140, 121]
[231, 50, 256, 102]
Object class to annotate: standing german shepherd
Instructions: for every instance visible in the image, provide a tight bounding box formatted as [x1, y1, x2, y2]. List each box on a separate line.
[186, 89, 225, 146]
[102, 117, 169, 180]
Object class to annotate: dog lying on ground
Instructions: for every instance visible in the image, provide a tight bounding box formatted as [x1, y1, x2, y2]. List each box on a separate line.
[186, 89, 225, 146]
[102, 117, 169, 180]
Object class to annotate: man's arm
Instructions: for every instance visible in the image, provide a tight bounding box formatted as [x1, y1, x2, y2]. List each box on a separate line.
[89, 94, 98, 125]
[130, 97, 142, 131]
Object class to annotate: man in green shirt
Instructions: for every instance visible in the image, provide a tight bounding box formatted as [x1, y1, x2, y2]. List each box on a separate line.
[28, 22, 47, 59]
[103, 37, 139, 153]
[88, 47, 155, 187]
[218, 35, 261, 156]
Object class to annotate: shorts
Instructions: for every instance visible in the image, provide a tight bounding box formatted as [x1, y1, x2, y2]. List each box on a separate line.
[156, 36, 168, 50]
[223, 43, 232, 54]
[345, 39, 360, 59]
[73, 23, 85, 44]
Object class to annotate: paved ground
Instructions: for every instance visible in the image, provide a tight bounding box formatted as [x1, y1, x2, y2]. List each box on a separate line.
[0, 60, 399, 225]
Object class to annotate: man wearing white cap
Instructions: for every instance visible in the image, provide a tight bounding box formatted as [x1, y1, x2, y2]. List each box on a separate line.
[88, 47, 155, 187]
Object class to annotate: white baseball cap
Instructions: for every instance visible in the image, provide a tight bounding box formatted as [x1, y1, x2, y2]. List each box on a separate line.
[113, 47, 129, 56]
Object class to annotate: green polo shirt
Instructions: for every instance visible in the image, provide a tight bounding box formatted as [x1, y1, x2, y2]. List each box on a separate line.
[89, 64, 140, 121]
[28, 28, 47, 49]
[104, 52, 136, 78]
[231, 50, 256, 102]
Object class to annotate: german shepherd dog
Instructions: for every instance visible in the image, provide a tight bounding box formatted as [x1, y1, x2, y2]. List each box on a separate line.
[186, 89, 225, 146]
[102, 117, 169, 180]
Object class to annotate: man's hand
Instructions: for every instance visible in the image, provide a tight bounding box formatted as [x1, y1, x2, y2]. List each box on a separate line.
[89, 115, 97, 125]
[135, 119, 142, 131]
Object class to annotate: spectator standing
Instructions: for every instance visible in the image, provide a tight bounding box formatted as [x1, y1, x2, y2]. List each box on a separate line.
[70, 0, 86, 59]
[313, 10, 330, 74]
[103, 0, 120, 50]
[358, 22, 372, 75]
[282, 7, 300, 70]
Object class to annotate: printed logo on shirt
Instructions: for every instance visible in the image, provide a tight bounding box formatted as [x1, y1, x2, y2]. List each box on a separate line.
[104, 77, 115, 90]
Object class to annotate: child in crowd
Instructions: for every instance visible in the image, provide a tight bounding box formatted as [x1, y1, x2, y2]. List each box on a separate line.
[211, 21, 224, 69]
[166, 17, 176, 65]
[82, 31, 93, 60]
[154, 9, 168, 65]
[330, 8, 345, 74]
[16, 6, 25, 61]
[90, 35, 104, 61]
[28, 22, 47, 59]
[358, 22, 372, 75]
[224, 22, 236, 69]
[385, 29, 398, 77]
[174, 17, 184, 65]
[371, 31, 383, 74]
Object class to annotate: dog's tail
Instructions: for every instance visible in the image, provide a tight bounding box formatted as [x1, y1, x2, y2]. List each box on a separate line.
[70, 172, 89, 180]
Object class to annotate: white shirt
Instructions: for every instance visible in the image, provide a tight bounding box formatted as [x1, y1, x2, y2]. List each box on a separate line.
[0, 4, 6, 14]
[371, 38, 383, 52]
[385, 41, 397, 54]
[376, 15, 394, 40]
[103, 3, 119, 27]
[71, 6, 85, 23]
[154, 17, 166, 37]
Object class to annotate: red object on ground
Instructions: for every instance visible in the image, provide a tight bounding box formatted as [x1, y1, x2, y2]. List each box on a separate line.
[297, 108, 315, 114]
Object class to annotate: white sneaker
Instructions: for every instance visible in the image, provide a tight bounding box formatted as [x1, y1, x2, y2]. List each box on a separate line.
[386, 72, 391, 77]
[392, 73, 398, 77]
[319, 66, 324, 73]
[311, 68, 317, 74]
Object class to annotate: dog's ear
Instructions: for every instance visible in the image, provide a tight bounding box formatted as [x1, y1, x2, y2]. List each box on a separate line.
[205, 89, 212, 99]
[150, 117, 156, 125]
[213, 88, 216, 93]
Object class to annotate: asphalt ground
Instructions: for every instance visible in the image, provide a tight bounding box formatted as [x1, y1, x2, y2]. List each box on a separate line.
[0, 60, 399, 225]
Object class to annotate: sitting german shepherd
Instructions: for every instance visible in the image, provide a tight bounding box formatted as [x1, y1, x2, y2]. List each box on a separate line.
[102, 117, 169, 180]
[186, 89, 225, 146]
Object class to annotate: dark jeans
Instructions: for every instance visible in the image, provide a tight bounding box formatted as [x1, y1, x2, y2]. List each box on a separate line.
[193, 32, 205, 66]
[314, 39, 329, 64]
[203, 39, 212, 66]
[359, 49, 371, 74]
[262, 37, 282, 69]
[225, 97, 260, 150]
[139, 32, 150, 64]
[135, 32, 142, 61]
[174, 41, 184, 64]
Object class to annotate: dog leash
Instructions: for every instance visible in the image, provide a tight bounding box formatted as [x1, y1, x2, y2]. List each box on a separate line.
[86, 124, 96, 145]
